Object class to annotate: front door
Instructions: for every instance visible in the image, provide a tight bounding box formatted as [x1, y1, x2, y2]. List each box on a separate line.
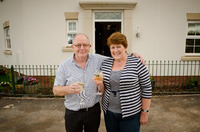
[95, 22, 121, 57]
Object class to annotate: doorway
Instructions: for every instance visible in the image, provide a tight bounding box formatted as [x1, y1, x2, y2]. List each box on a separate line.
[95, 22, 121, 57]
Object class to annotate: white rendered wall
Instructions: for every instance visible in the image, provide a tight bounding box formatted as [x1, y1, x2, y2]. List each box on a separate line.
[132, 0, 200, 61]
[0, 0, 200, 66]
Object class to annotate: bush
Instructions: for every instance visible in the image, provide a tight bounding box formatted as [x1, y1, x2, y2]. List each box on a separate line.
[186, 77, 199, 89]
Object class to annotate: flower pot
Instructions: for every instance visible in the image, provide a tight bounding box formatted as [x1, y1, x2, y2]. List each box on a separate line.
[0, 86, 10, 93]
[15, 84, 25, 94]
[24, 84, 39, 94]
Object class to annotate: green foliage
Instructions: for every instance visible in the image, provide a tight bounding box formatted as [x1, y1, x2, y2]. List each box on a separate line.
[150, 76, 154, 82]
[150, 76, 155, 90]
[5, 69, 12, 82]
[50, 68, 55, 86]
[0, 74, 10, 82]
[0, 68, 12, 93]
[0, 66, 4, 71]
[186, 77, 199, 88]
[0, 66, 6, 75]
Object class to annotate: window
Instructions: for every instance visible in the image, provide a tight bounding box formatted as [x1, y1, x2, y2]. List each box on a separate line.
[4, 27, 11, 49]
[3, 21, 11, 50]
[67, 20, 78, 44]
[63, 12, 79, 52]
[185, 21, 200, 55]
[95, 12, 122, 20]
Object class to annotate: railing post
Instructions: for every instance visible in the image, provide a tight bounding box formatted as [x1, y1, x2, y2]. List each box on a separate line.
[11, 65, 16, 97]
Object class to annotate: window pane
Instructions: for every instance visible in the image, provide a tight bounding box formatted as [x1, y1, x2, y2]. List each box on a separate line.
[195, 47, 200, 53]
[69, 22, 72, 30]
[6, 39, 11, 48]
[185, 47, 193, 53]
[186, 39, 194, 46]
[69, 22, 76, 31]
[196, 23, 200, 35]
[5, 28, 10, 37]
[72, 23, 76, 30]
[188, 23, 195, 35]
[95, 12, 121, 20]
[7, 29, 10, 37]
[68, 34, 76, 44]
[195, 39, 200, 47]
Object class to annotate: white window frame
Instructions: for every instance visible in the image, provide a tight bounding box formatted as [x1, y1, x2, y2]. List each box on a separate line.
[185, 21, 200, 56]
[4, 26, 11, 50]
[66, 20, 78, 45]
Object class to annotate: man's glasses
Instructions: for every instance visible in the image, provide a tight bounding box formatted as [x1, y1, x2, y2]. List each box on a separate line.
[73, 44, 90, 48]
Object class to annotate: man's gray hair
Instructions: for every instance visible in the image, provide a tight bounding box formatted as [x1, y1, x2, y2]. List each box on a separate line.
[73, 33, 90, 44]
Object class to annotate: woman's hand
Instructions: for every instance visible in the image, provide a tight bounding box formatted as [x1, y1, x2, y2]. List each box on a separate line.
[93, 77, 104, 92]
[140, 112, 149, 125]
[93, 78, 103, 85]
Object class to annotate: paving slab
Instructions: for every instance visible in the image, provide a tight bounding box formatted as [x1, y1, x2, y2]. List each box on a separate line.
[0, 95, 199, 132]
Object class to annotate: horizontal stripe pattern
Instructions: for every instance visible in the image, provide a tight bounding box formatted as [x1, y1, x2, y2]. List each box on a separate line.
[102, 55, 152, 118]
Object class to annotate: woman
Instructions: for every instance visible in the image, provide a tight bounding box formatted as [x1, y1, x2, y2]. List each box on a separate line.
[95, 32, 152, 132]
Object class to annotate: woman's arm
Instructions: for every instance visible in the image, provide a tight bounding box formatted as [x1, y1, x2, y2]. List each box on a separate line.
[136, 58, 152, 125]
[140, 98, 151, 125]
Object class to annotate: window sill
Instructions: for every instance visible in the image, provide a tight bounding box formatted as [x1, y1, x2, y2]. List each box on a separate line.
[4, 50, 12, 55]
[62, 46, 73, 52]
[181, 56, 200, 61]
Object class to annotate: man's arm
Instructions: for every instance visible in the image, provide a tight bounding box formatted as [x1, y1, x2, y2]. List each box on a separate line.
[53, 83, 81, 96]
[53, 62, 81, 96]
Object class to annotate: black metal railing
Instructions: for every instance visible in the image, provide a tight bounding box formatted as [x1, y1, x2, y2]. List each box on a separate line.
[146, 61, 200, 94]
[0, 61, 200, 97]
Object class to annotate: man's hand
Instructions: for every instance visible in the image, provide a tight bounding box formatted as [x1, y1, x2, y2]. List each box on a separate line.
[133, 53, 145, 65]
[68, 83, 81, 94]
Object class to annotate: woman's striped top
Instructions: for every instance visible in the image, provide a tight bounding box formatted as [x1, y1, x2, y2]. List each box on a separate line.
[101, 55, 152, 118]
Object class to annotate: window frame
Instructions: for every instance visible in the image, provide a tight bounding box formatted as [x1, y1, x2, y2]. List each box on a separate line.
[185, 21, 200, 56]
[66, 20, 78, 45]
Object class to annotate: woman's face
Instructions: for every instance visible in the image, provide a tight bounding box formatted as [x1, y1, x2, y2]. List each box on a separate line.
[110, 44, 127, 60]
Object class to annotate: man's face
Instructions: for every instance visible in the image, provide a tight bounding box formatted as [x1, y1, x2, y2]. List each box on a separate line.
[72, 35, 91, 59]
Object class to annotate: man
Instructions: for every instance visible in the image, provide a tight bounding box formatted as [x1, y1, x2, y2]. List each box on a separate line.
[53, 33, 145, 132]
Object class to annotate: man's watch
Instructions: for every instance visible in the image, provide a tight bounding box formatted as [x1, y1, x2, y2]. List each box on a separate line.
[141, 109, 149, 112]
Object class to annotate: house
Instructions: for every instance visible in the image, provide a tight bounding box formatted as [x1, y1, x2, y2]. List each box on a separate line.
[0, 0, 200, 66]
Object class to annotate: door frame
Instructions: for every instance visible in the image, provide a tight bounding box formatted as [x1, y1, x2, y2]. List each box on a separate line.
[79, 1, 136, 54]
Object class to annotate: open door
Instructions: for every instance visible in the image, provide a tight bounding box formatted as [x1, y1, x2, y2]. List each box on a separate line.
[95, 22, 121, 57]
